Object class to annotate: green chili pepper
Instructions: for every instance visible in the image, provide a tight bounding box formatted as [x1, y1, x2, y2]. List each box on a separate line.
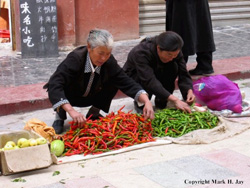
[152, 108, 219, 138]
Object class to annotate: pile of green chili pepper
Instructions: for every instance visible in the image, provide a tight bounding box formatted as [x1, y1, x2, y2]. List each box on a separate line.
[151, 108, 219, 138]
[62, 106, 155, 156]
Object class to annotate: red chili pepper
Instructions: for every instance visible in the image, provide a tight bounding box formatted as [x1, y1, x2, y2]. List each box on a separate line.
[171, 128, 180, 134]
[102, 132, 114, 137]
[86, 114, 93, 121]
[78, 143, 89, 150]
[165, 127, 169, 134]
[77, 137, 95, 142]
[86, 129, 100, 136]
[119, 123, 129, 131]
[90, 140, 96, 151]
[64, 149, 78, 156]
[92, 151, 103, 155]
[62, 107, 155, 156]
[112, 121, 118, 135]
[73, 136, 79, 146]
[118, 105, 125, 112]
[100, 139, 107, 149]
[77, 143, 83, 151]
[64, 142, 74, 149]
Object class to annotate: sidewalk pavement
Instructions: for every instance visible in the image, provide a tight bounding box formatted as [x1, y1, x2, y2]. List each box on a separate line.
[0, 24, 250, 188]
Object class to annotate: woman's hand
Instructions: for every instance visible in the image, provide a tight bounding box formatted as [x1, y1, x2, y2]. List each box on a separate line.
[68, 110, 86, 127]
[143, 101, 155, 120]
[138, 93, 155, 119]
[168, 94, 191, 113]
[62, 103, 86, 127]
[174, 100, 192, 113]
[186, 89, 195, 105]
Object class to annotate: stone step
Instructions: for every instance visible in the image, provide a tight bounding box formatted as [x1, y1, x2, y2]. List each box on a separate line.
[212, 7, 250, 14]
[139, 2, 250, 20]
[139, 13, 250, 24]
[209, 1, 250, 7]
[139, 1, 250, 35]
[139, 4, 165, 12]
[139, 8, 250, 19]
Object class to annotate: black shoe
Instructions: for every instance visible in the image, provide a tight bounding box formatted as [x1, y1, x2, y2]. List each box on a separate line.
[86, 112, 104, 120]
[134, 101, 144, 114]
[189, 68, 214, 76]
[52, 120, 64, 134]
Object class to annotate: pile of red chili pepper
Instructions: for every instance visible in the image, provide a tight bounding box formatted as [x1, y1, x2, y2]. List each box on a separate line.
[62, 106, 155, 156]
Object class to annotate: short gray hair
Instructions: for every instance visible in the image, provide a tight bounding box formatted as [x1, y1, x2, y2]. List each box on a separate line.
[87, 29, 114, 49]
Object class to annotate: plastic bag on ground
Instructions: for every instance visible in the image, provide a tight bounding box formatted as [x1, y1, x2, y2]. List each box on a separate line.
[193, 75, 242, 113]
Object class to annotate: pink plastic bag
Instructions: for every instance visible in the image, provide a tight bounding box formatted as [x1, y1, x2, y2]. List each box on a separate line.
[193, 75, 242, 113]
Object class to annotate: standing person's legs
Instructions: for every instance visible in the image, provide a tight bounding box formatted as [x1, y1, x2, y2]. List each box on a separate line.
[165, 0, 173, 31]
[183, 56, 189, 63]
[196, 51, 214, 71]
[189, 51, 214, 75]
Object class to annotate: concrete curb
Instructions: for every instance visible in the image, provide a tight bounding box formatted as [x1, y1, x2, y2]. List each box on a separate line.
[0, 83, 51, 116]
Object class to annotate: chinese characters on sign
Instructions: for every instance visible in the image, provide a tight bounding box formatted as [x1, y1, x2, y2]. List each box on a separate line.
[19, 0, 58, 58]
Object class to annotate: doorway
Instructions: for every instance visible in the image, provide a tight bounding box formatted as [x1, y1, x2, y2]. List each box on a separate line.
[0, 0, 15, 54]
[0, 0, 11, 43]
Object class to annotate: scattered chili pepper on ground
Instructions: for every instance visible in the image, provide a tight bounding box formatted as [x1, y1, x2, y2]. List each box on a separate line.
[62, 106, 155, 156]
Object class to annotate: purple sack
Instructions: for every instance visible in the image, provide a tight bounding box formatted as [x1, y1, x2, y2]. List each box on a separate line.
[193, 75, 242, 113]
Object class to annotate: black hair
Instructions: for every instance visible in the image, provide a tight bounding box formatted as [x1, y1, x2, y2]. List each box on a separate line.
[156, 31, 184, 52]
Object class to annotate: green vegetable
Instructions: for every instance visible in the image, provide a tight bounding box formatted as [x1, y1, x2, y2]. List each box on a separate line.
[50, 140, 65, 157]
[152, 108, 219, 138]
[53, 171, 60, 176]
[11, 177, 26, 182]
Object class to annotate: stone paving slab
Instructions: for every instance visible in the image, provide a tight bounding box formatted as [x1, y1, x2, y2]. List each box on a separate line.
[63, 176, 116, 188]
[133, 148, 250, 188]
[200, 149, 250, 175]
[135, 153, 239, 188]
[135, 161, 195, 188]
[36, 183, 65, 188]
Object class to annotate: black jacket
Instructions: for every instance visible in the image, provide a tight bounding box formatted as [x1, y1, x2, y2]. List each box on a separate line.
[44, 46, 143, 107]
[123, 37, 193, 100]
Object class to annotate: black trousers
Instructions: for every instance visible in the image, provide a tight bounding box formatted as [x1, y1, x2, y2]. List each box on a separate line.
[57, 83, 118, 120]
[146, 63, 178, 109]
[184, 51, 213, 71]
